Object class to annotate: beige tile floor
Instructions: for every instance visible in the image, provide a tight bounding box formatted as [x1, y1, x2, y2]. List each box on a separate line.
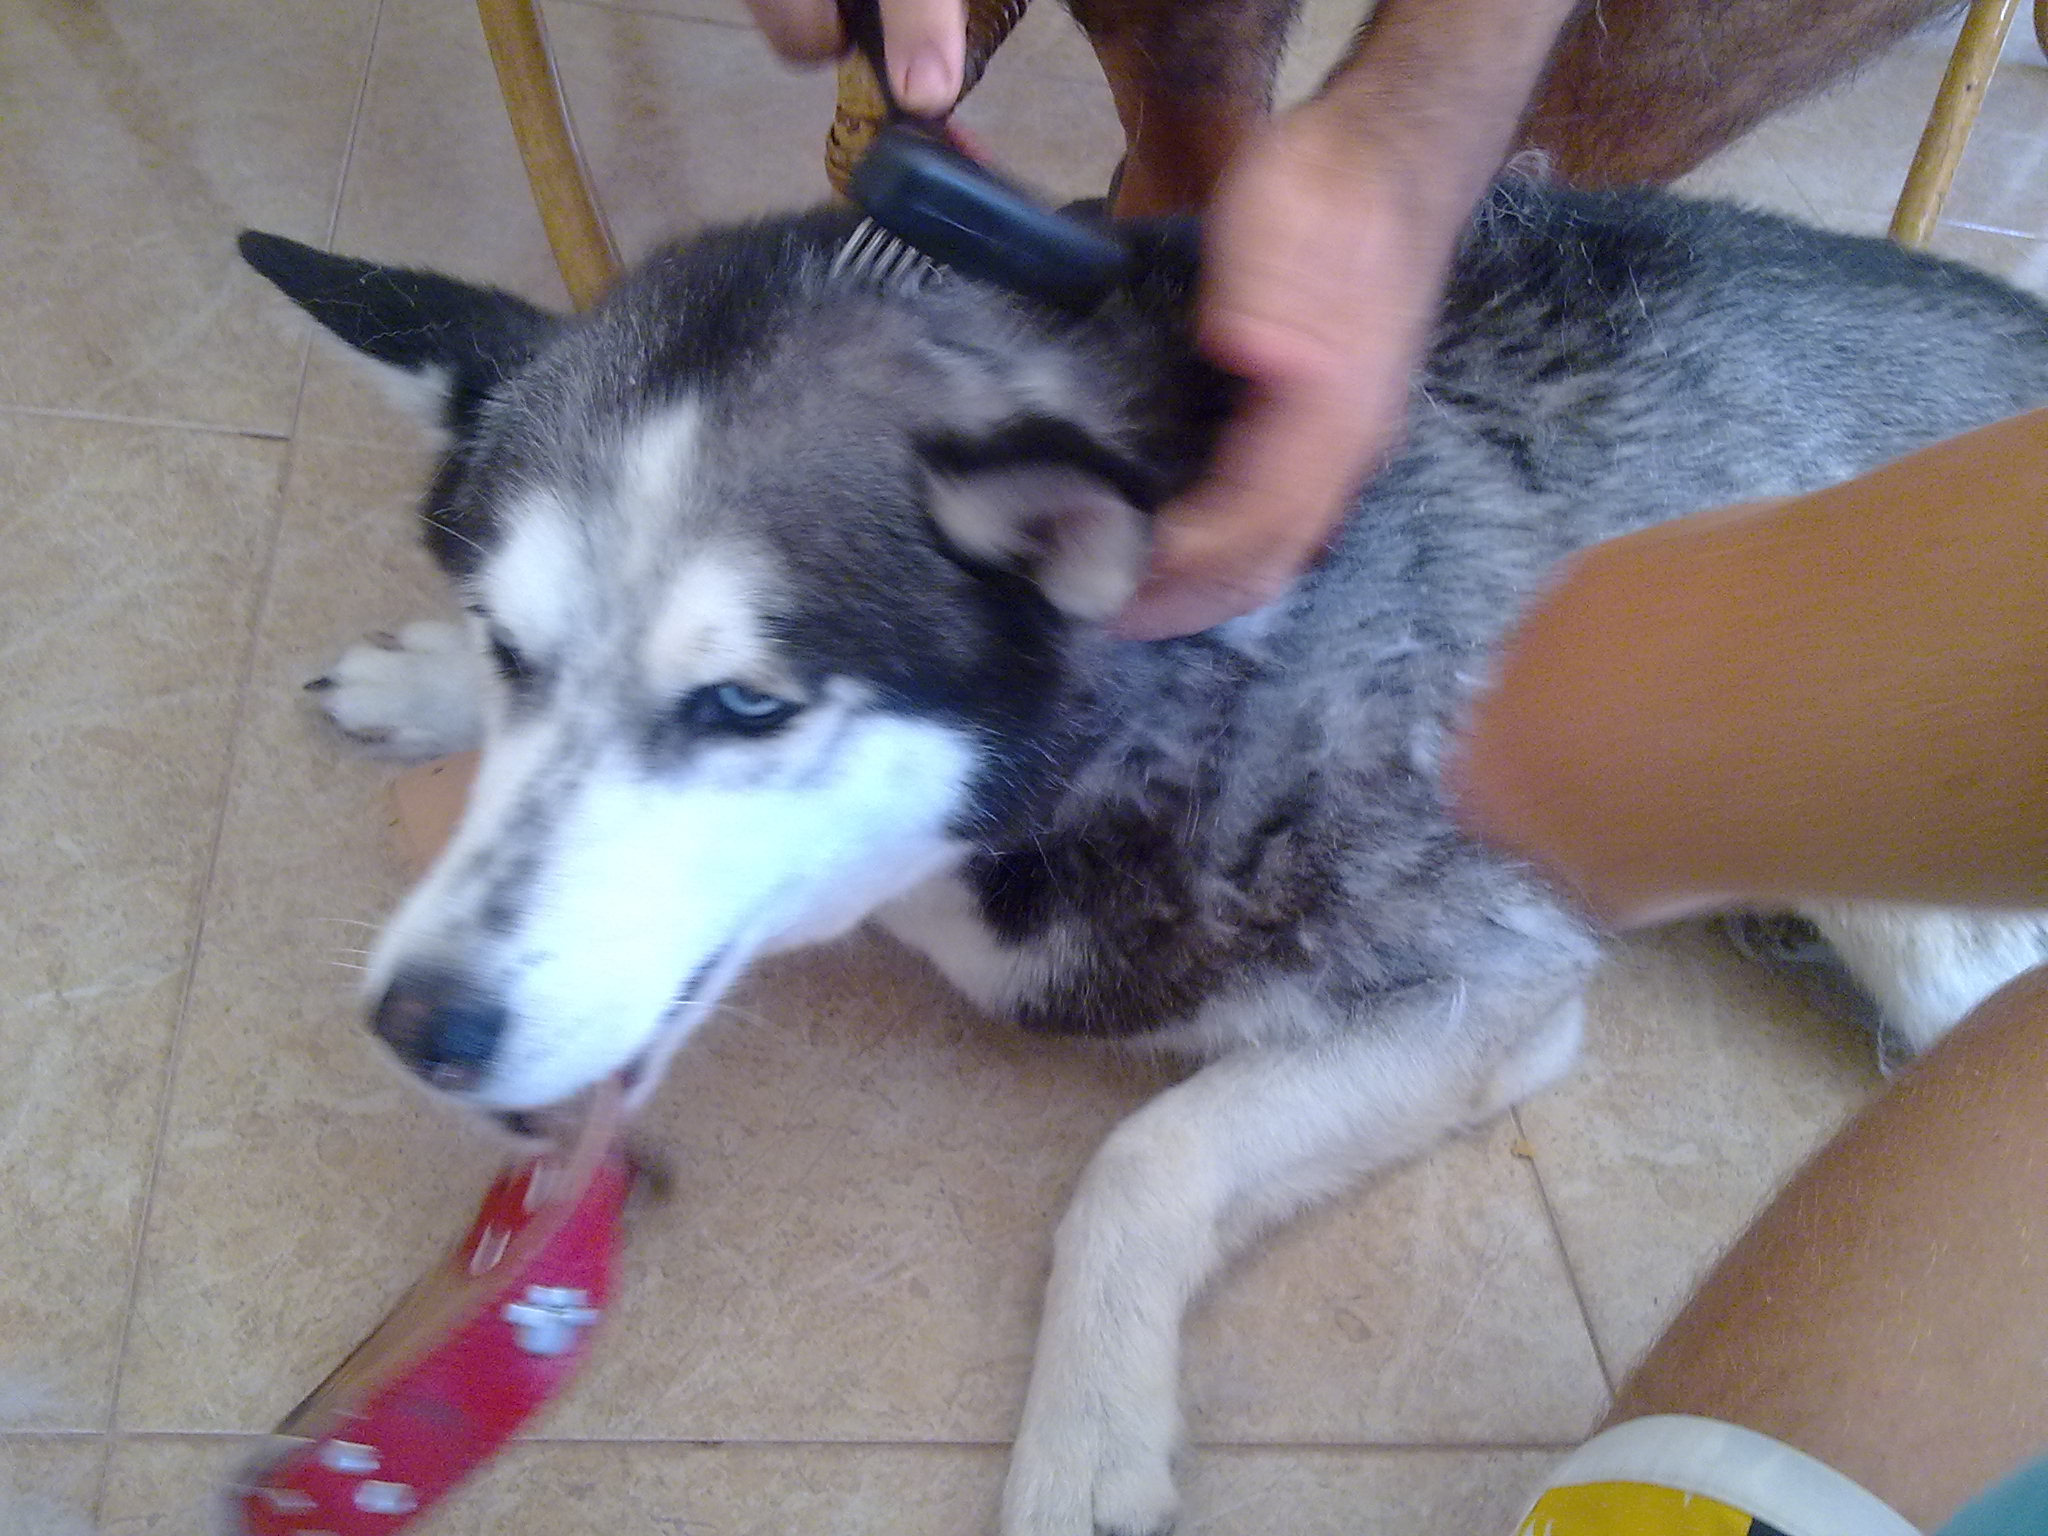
[2, 1, 2044, 1531]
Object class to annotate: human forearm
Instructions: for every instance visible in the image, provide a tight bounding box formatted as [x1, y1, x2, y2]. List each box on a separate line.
[1453, 408, 2048, 924]
[1316, 0, 1582, 219]
[1604, 963, 2048, 1527]
[1116, 0, 1583, 638]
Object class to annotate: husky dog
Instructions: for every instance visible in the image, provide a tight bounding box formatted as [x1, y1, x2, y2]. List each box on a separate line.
[244, 183, 2048, 1535]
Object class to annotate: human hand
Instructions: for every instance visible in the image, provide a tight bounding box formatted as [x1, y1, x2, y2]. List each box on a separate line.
[1115, 105, 1472, 640]
[738, 0, 966, 116]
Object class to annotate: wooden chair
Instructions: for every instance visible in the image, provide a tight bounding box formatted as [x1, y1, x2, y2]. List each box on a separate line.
[476, 0, 619, 309]
[475, 0, 2042, 306]
[1890, 0, 2047, 247]
[473, 0, 1027, 310]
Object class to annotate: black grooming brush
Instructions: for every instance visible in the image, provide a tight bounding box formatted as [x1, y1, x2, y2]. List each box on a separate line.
[829, 0, 1138, 312]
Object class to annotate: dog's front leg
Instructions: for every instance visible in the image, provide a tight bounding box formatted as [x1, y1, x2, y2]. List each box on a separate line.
[1001, 980, 1584, 1536]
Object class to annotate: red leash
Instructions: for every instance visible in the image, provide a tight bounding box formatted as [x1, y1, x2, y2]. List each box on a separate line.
[230, 1079, 630, 1534]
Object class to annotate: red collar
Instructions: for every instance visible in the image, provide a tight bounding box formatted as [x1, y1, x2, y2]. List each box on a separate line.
[232, 1086, 630, 1534]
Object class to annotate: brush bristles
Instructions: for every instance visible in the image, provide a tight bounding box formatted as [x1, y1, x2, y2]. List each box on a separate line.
[831, 218, 936, 293]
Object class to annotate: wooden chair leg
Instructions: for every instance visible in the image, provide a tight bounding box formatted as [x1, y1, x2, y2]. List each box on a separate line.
[827, 54, 895, 199]
[1890, 0, 2023, 247]
[477, 0, 620, 308]
[826, 0, 1034, 196]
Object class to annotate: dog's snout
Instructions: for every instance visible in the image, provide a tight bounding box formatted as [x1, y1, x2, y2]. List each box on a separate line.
[371, 971, 507, 1093]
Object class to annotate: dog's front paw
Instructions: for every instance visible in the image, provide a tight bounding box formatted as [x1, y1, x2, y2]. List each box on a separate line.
[1002, 1401, 1180, 1536]
[306, 620, 486, 759]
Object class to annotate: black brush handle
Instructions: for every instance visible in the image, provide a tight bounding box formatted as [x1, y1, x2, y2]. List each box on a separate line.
[849, 124, 1135, 312]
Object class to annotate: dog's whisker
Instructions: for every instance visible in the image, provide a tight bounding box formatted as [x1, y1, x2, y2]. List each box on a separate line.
[252, 172, 2048, 1531]
[425, 513, 486, 556]
[697, 999, 786, 1034]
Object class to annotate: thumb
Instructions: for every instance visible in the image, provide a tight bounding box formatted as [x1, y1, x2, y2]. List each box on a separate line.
[880, 0, 966, 114]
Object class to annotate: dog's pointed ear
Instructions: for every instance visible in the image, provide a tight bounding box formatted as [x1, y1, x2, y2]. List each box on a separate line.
[238, 231, 556, 439]
[921, 421, 1157, 622]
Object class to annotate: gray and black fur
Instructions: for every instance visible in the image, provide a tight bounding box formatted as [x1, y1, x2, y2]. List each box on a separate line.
[246, 182, 2048, 1534]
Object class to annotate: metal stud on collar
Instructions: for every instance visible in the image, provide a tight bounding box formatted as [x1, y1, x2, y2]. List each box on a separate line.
[230, 1081, 631, 1536]
[353, 1482, 419, 1517]
[317, 1443, 379, 1476]
[502, 1285, 601, 1356]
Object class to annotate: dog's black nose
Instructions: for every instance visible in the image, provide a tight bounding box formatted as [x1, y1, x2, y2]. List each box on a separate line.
[371, 971, 507, 1093]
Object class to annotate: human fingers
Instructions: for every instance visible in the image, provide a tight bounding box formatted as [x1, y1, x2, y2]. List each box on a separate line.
[737, 0, 963, 111]
[1117, 116, 1433, 637]
[1117, 373, 1393, 639]
[879, 0, 966, 114]
[739, 0, 845, 62]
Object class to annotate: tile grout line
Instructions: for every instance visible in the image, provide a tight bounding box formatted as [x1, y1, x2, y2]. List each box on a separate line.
[321, 0, 390, 255]
[0, 404, 291, 440]
[86, 1, 392, 1518]
[76, 1428, 1587, 1455]
[1511, 1105, 1619, 1397]
[1766, 147, 1826, 226]
[549, 0, 756, 30]
[85, 363, 307, 1527]
[1941, 218, 2044, 240]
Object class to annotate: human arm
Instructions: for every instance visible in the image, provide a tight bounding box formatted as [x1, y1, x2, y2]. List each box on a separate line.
[1602, 959, 2048, 1529]
[1451, 407, 2048, 926]
[1115, 0, 1583, 638]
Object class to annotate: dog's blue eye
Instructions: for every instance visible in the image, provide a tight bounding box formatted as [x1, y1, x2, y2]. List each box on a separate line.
[488, 632, 536, 689]
[688, 683, 800, 734]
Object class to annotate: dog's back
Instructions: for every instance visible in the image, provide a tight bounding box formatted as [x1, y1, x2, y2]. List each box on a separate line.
[1435, 183, 2048, 536]
[944, 198, 2048, 1530]
[934, 184, 2048, 1048]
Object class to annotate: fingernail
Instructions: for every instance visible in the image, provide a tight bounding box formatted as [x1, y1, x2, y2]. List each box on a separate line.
[901, 47, 954, 113]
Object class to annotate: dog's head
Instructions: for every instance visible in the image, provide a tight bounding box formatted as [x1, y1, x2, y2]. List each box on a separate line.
[244, 216, 1219, 1110]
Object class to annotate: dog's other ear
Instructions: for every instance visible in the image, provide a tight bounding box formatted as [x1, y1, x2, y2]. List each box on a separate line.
[922, 425, 1155, 621]
[237, 231, 555, 439]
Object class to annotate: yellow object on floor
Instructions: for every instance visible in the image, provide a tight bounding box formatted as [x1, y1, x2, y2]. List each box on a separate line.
[1521, 1482, 1756, 1536]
